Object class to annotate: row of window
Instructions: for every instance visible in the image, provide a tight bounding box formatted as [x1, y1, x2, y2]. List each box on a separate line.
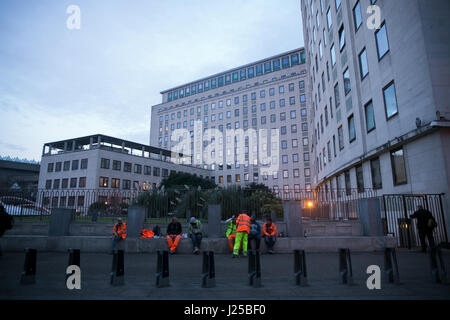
[100, 158, 173, 177]
[47, 159, 88, 173]
[216, 167, 311, 184]
[45, 177, 87, 189]
[166, 54, 306, 102]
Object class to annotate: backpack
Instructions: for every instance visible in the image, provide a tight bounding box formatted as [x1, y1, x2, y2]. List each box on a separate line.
[427, 217, 437, 230]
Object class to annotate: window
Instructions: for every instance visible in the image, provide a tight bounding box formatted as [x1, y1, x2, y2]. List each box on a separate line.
[122, 179, 131, 190]
[364, 100, 376, 132]
[383, 81, 398, 119]
[356, 165, 364, 193]
[279, 99, 285, 107]
[338, 25, 345, 51]
[79, 177, 86, 188]
[391, 148, 407, 185]
[99, 177, 108, 188]
[370, 158, 382, 189]
[124, 162, 132, 172]
[289, 97, 295, 105]
[62, 178, 68, 189]
[111, 178, 120, 189]
[335, 0, 341, 10]
[343, 68, 351, 95]
[55, 162, 62, 172]
[348, 114, 356, 143]
[338, 125, 344, 150]
[113, 160, 121, 171]
[353, 1, 362, 31]
[330, 43, 336, 66]
[47, 163, 54, 172]
[334, 83, 340, 108]
[79, 158, 87, 169]
[279, 85, 284, 94]
[63, 161, 70, 171]
[134, 164, 142, 174]
[153, 167, 160, 176]
[100, 158, 110, 169]
[375, 22, 390, 60]
[327, 8, 332, 30]
[45, 180, 52, 189]
[70, 178, 77, 188]
[359, 48, 369, 79]
[344, 171, 351, 196]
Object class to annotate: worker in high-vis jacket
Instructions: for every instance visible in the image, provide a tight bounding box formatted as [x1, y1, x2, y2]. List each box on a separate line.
[233, 212, 251, 258]
[225, 215, 237, 252]
[263, 216, 278, 254]
[111, 217, 127, 251]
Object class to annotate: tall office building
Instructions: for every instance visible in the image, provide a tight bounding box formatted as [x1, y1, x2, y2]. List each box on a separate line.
[300, 0, 450, 199]
[150, 49, 313, 193]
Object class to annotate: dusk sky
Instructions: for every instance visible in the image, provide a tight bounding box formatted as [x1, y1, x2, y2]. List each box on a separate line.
[0, 0, 304, 162]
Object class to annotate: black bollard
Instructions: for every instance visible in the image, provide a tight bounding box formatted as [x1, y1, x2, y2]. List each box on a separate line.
[201, 251, 216, 288]
[384, 247, 400, 284]
[20, 248, 37, 285]
[294, 250, 308, 286]
[66, 248, 81, 281]
[248, 250, 262, 288]
[110, 249, 124, 286]
[338, 248, 353, 285]
[156, 250, 169, 287]
[430, 246, 447, 284]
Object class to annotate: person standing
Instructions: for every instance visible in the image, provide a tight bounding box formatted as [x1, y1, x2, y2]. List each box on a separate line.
[263, 217, 278, 254]
[166, 217, 183, 254]
[233, 212, 251, 258]
[111, 217, 127, 252]
[225, 215, 237, 252]
[248, 215, 262, 251]
[189, 217, 202, 254]
[411, 205, 437, 252]
[0, 204, 14, 257]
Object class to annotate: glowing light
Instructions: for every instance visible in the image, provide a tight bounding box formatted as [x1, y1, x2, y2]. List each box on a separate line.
[306, 201, 314, 208]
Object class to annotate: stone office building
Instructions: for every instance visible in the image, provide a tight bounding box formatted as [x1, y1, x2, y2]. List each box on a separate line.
[150, 48, 313, 194]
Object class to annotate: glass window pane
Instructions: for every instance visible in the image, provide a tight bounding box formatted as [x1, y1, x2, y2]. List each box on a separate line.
[376, 23, 389, 59]
[383, 82, 398, 119]
[391, 148, 407, 185]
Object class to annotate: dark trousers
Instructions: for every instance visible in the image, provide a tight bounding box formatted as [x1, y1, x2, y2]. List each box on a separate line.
[112, 236, 123, 251]
[248, 235, 261, 251]
[418, 229, 435, 252]
[264, 236, 276, 249]
[191, 233, 202, 248]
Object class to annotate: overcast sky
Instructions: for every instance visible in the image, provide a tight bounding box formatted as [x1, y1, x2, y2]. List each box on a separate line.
[0, 0, 304, 161]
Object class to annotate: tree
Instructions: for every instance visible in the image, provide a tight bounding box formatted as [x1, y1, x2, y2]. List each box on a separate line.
[159, 172, 216, 190]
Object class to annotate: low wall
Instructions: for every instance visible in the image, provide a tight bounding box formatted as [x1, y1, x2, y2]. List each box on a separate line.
[0, 235, 397, 253]
[5, 220, 361, 237]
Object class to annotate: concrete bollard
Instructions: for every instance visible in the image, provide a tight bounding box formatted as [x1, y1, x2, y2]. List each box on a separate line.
[201, 251, 216, 288]
[248, 250, 262, 288]
[110, 249, 124, 286]
[294, 250, 308, 286]
[20, 248, 37, 285]
[156, 250, 169, 288]
[66, 249, 80, 281]
[384, 247, 400, 284]
[338, 248, 353, 285]
[429, 246, 447, 284]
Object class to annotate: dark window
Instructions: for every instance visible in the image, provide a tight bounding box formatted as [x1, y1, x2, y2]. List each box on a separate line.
[348, 114, 356, 143]
[365, 100, 376, 132]
[80, 159, 88, 169]
[113, 160, 121, 171]
[124, 162, 132, 172]
[359, 48, 369, 79]
[134, 164, 142, 174]
[70, 178, 77, 188]
[122, 179, 131, 190]
[338, 125, 344, 150]
[79, 177, 86, 188]
[47, 163, 54, 172]
[370, 158, 382, 189]
[356, 165, 364, 193]
[353, 1, 362, 31]
[153, 167, 160, 177]
[53, 179, 60, 189]
[391, 148, 407, 185]
[338, 25, 345, 51]
[334, 83, 340, 108]
[55, 162, 62, 172]
[344, 171, 351, 196]
[144, 165, 152, 175]
[100, 158, 110, 169]
[63, 161, 70, 171]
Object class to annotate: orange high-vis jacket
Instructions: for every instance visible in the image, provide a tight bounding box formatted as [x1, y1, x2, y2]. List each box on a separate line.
[140, 229, 154, 239]
[236, 213, 251, 234]
[113, 223, 127, 239]
[263, 222, 277, 237]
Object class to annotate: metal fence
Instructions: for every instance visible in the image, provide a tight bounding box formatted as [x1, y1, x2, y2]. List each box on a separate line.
[0, 187, 378, 222]
[381, 194, 448, 248]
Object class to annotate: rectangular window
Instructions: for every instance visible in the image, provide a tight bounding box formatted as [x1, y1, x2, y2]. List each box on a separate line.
[383, 81, 398, 119]
[353, 1, 362, 31]
[344, 170, 351, 196]
[364, 100, 376, 132]
[391, 148, 407, 185]
[70, 178, 77, 188]
[338, 25, 345, 51]
[330, 43, 336, 66]
[134, 164, 142, 174]
[370, 158, 382, 189]
[111, 178, 120, 189]
[338, 125, 344, 150]
[80, 158, 88, 169]
[113, 160, 121, 171]
[62, 178, 68, 189]
[63, 161, 70, 171]
[348, 114, 356, 143]
[334, 83, 340, 108]
[376, 22, 389, 59]
[359, 48, 369, 79]
[343, 68, 351, 95]
[153, 167, 160, 177]
[336, 0, 341, 10]
[327, 8, 332, 30]
[122, 179, 131, 190]
[356, 165, 364, 193]
[248, 67, 254, 78]
[100, 158, 110, 169]
[99, 177, 108, 188]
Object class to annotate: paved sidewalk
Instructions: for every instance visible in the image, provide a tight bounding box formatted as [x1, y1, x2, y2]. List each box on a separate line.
[0, 250, 449, 300]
